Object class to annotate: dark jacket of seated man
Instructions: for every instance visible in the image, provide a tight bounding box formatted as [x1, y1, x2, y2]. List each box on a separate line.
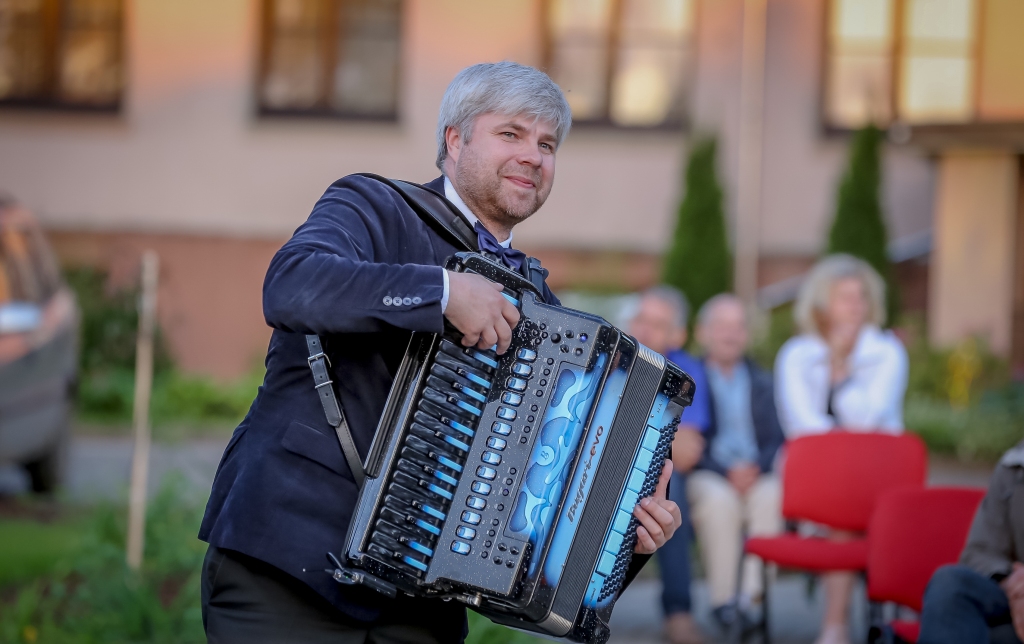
[919, 441, 1024, 644]
[695, 357, 785, 476]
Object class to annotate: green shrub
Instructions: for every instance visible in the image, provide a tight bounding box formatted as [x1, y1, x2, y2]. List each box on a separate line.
[0, 479, 207, 644]
[662, 138, 733, 322]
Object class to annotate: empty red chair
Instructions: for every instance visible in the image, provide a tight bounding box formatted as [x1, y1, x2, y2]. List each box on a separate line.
[866, 486, 985, 642]
[745, 432, 928, 641]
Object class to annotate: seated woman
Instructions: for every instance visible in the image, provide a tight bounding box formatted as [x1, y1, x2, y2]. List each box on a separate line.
[774, 254, 909, 644]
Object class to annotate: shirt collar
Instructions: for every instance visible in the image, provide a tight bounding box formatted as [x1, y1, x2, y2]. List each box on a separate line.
[444, 176, 512, 248]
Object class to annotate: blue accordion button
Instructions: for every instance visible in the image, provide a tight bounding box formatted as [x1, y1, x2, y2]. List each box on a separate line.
[612, 510, 632, 534]
[451, 541, 472, 555]
[506, 377, 528, 391]
[461, 511, 482, 525]
[497, 407, 517, 421]
[471, 481, 491, 495]
[635, 447, 654, 473]
[491, 422, 512, 435]
[467, 496, 487, 510]
[501, 392, 523, 405]
[641, 426, 661, 452]
[620, 490, 639, 513]
[476, 466, 497, 480]
[626, 469, 646, 493]
[605, 530, 624, 554]
[512, 363, 532, 376]
[516, 348, 537, 361]
[486, 437, 507, 450]
[457, 526, 477, 540]
[596, 551, 616, 576]
[482, 451, 501, 465]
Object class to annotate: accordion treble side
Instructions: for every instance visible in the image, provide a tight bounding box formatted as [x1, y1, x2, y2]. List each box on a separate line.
[341, 253, 695, 643]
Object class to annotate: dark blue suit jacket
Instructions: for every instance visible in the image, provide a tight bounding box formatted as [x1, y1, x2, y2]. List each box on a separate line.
[199, 175, 560, 622]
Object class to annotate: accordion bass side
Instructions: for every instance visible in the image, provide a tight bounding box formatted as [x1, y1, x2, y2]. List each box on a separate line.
[341, 253, 695, 643]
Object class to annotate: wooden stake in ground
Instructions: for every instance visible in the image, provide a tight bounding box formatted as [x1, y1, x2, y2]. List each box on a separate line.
[127, 251, 159, 571]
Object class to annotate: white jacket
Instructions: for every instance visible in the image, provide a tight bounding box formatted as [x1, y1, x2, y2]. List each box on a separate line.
[774, 325, 908, 439]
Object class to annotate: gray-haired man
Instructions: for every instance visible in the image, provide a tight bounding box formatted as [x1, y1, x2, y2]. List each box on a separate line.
[199, 62, 682, 643]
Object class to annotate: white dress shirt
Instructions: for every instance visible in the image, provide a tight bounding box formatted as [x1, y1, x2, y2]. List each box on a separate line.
[439, 176, 512, 312]
[774, 325, 908, 438]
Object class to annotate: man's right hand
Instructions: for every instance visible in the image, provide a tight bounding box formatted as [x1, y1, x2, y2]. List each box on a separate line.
[444, 271, 521, 355]
[1001, 563, 1024, 641]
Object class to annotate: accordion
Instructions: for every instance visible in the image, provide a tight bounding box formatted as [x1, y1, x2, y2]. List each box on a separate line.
[340, 253, 695, 643]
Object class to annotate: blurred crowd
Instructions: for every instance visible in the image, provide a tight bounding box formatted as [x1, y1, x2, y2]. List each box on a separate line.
[629, 253, 910, 644]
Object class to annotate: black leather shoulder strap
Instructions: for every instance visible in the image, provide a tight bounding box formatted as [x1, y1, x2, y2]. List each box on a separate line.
[355, 173, 477, 252]
[306, 334, 365, 488]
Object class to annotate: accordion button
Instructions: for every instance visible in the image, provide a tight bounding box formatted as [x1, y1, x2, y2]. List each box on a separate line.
[486, 437, 507, 450]
[451, 541, 472, 555]
[605, 530, 624, 554]
[506, 377, 528, 391]
[641, 427, 661, 452]
[512, 363, 532, 376]
[461, 511, 482, 525]
[620, 490, 640, 513]
[612, 510, 632, 534]
[596, 551, 616, 576]
[491, 422, 512, 435]
[515, 348, 537, 362]
[456, 526, 477, 540]
[476, 466, 497, 480]
[501, 392, 523, 406]
[627, 469, 646, 493]
[511, 547, 520, 555]
[497, 407, 517, 421]
[467, 496, 487, 510]
[471, 481, 491, 495]
[481, 451, 501, 465]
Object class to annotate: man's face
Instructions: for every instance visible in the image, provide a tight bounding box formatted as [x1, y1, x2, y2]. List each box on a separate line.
[697, 299, 749, 367]
[445, 112, 557, 232]
[629, 295, 686, 356]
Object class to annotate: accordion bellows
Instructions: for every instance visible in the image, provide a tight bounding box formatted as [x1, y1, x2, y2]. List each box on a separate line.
[342, 253, 694, 643]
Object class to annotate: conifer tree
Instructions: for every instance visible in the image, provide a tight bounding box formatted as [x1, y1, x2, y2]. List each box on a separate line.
[827, 125, 899, 324]
[662, 138, 732, 322]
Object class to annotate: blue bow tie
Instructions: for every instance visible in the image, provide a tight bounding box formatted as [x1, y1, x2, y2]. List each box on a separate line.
[474, 221, 526, 272]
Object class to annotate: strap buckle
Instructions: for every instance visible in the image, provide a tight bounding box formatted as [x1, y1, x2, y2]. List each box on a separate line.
[307, 351, 331, 368]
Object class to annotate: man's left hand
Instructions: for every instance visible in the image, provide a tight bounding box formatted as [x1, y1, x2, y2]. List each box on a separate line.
[633, 461, 683, 555]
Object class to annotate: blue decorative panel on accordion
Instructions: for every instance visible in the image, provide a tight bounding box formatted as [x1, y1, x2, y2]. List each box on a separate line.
[341, 253, 695, 644]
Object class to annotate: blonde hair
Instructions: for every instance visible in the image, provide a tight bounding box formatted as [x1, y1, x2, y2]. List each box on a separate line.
[794, 254, 886, 336]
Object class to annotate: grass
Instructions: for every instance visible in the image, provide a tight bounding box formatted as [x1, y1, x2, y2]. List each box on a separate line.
[0, 519, 84, 588]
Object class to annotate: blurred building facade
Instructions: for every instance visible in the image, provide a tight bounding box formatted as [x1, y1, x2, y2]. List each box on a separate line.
[0, 0, 1021, 377]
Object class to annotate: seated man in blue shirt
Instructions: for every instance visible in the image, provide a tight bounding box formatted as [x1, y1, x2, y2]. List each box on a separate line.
[690, 294, 785, 632]
[629, 286, 710, 644]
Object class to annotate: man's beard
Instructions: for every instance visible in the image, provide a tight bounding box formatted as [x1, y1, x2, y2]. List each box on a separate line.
[454, 150, 547, 229]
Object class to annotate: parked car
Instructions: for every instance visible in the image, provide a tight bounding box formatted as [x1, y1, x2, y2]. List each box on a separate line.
[0, 200, 78, 493]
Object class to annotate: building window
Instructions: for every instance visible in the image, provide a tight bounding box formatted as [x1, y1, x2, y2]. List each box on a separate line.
[823, 0, 1024, 128]
[0, 0, 124, 110]
[542, 0, 696, 128]
[258, 0, 402, 119]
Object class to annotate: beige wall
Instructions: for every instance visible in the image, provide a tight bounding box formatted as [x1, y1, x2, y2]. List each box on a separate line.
[0, 0, 685, 253]
[930, 151, 1019, 354]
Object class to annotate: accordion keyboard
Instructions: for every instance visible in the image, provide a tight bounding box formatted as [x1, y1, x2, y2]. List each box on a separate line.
[367, 338, 522, 577]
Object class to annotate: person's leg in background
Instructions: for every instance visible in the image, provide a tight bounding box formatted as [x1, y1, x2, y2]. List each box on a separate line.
[738, 474, 782, 608]
[816, 533, 859, 644]
[658, 471, 704, 644]
[918, 564, 1021, 644]
[688, 470, 744, 630]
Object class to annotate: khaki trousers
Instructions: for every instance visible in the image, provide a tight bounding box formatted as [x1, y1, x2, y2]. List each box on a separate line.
[687, 469, 782, 607]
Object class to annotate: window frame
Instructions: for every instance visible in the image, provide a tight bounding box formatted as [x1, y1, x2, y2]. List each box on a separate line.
[539, 0, 695, 131]
[0, 0, 125, 113]
[255, 0, 403, 122]
[819, 0, 1024, 135]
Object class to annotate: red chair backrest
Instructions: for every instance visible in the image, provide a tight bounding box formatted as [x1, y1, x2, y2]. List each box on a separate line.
[867, 487, 985, 611]
[781, 432, 928, 531]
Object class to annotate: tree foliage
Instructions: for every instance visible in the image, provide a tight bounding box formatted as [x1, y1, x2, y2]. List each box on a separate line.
[826, 125, 899, 324]
[662, 138, 733, 322]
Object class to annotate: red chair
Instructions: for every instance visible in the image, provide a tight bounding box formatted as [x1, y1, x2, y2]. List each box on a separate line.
[745, 432, 928, 642]
[866, 486, 985, 642]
